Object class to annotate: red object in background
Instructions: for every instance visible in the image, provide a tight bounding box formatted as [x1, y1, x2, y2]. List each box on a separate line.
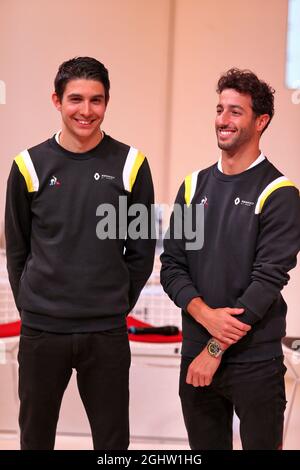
[0, 317, 182, 343]
[127, 315, 182, 343]
[0, 320, 21, 338]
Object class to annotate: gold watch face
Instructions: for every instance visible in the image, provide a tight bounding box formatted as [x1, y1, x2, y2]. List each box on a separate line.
[207, 340, 222, 357]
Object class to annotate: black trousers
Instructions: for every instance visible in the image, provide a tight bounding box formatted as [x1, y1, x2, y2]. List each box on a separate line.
[179, 355, 287, 450]
[18, 324, 131, 450]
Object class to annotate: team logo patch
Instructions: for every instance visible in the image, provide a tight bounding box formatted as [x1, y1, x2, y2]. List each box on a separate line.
[94, 173, 115, 181]
[49, 175, 60, 186]
[234, 196, 254, 207]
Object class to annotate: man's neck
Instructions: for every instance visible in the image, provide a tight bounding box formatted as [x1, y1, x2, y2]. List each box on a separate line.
[221, 147, 261, 175]
[58, 129, 103, 153]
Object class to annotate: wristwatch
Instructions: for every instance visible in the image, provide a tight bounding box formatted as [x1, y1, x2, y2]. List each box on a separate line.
[207, 338, 223, 358]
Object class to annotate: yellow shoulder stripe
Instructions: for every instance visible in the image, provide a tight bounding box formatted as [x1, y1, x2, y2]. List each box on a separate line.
[184, 171, 199, 207]
[255, 176, 296, 214]
[129, 151, 145, 192]
[14, 150, 39, 193]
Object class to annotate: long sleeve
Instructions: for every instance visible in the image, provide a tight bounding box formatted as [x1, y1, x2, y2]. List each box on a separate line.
[5, 161, 32, 310]
[124, 158, 156, 312]
[236, 186, 300, 325]
[160, 182, 201, 309]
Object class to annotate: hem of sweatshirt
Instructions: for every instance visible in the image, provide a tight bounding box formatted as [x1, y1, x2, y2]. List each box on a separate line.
[181, 339, 283, 363]
[21, 310, 126, 333]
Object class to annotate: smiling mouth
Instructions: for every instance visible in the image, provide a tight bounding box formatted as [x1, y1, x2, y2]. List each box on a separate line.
[74, 118, 95, 126]
[218, 129, 237, 138]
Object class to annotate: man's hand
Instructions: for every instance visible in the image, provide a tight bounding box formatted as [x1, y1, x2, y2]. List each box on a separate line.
[186, 348, 221, 387]
[187, 297, 251, 345]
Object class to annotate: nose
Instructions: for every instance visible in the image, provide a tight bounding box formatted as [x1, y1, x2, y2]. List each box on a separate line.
[80, 100, 92, 117]
[216, 110, 230, 128]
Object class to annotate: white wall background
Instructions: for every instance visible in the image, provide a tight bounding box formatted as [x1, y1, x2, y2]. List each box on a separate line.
[0, 0, 299, 332]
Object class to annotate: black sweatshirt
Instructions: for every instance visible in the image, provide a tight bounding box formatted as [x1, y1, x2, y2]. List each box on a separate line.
[5, 133, 155, 333]
[160, 159, 300, 362]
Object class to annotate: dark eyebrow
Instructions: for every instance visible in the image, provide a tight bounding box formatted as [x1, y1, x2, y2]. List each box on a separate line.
[67, 93, 105, 99]
[228, 104, 244, 111]
[216, 104, 244, 111]
[67, 93, 83, 99]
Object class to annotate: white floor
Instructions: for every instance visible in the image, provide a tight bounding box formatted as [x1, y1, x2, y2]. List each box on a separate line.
[0, 377, 298, 450]
[0, 434, 192, 450]
[0, 433, 189, 450]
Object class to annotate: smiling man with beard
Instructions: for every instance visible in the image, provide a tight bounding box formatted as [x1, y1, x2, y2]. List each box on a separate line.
[161, 68, 300, 450]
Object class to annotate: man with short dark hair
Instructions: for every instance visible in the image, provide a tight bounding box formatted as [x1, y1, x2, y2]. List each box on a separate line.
[161, 68, 300, 450]
[5, 56, 155, 450]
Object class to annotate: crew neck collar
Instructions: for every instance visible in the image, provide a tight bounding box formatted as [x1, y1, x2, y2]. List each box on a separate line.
[213, 155, 268, 182]
[217, 151, 265, 174]
[50, 131, 108, 160]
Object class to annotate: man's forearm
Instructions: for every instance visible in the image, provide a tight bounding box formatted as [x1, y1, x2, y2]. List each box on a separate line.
[186, 296, 250, 345]
[6, 262, 25, 311]
[187, 296, 211, 322]
[189, 297, 233, 351]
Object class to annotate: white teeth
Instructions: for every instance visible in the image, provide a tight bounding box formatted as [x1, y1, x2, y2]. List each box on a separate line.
[220, 130, 235, 135]
[77, 120, 92, 125]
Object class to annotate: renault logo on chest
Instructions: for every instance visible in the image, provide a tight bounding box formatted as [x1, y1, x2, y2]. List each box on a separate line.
[94, 173, 115, 181]
[234, 196, 254, 207]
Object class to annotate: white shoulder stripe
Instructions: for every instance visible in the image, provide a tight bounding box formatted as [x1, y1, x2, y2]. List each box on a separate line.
[123, 147, 138, 192]
[122, 147, 145, 192]
[21, 149, 39, 191]
[15, 149, 39, 192]
[255, 176, 294, 214]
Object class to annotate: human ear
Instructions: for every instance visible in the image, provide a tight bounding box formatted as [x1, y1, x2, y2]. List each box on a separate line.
[52, 92, 62, 111]
[256, 114, 270, 133]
